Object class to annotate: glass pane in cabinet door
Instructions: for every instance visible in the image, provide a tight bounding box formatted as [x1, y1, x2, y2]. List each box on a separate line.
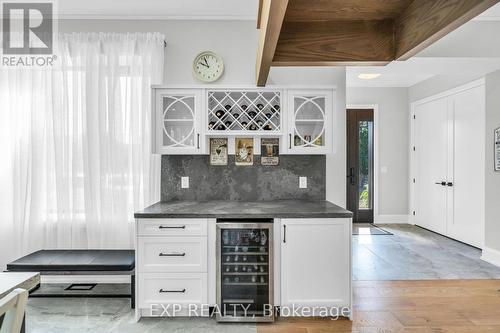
[163, 96, 195, 120]
[220, 228, 270, 319]
[293, 120, 325, 148]
[294, 96, 325, 120]
[163, 122, 195, 147]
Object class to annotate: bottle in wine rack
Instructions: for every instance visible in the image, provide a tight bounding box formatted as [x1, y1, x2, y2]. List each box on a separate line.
[249, 123, 257, 131]
[232, 113, 239, 120]
[273, 105, 280, 112]
[248, 111, 257, 119]
[241, 104, 248, 111]
[257, 103, 264, 110]
[215, 110, 225, 118]
[224, 104, 232, 111]
[217, 124, 226, 130]
[241, 121, 248, 129]
[256, 119, 264, 128]
[208, 121, 216, 129]
[224, 120, 232, 128]
[264, 124, 272, 131]
[265, 113, 272, 119]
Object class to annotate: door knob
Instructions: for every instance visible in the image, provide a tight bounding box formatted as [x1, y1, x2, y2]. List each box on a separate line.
[446, 182, 453, 187]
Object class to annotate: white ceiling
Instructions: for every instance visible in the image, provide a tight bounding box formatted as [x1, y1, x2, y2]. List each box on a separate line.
[57, 0, 258, 20]
[56, 0, 500, 88]
[348, 3, 500, 88]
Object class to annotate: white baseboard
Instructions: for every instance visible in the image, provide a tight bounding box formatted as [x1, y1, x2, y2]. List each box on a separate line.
[374, 214, 410, 224]
[41, 275, 131, 284]
[481, 247, 500, 267]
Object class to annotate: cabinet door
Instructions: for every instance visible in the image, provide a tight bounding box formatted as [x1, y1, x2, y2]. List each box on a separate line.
[287, 89, 333, 154]
[280, 218, 351, 310]
[154, 89, 204, 155]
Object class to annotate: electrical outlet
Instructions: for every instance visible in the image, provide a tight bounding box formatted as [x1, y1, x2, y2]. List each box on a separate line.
[299, 177, 307, 189]
[181, 177, 189, 189]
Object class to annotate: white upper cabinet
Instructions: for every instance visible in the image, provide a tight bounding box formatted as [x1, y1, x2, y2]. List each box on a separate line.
[153, 88, 204, 155]
[152, 87, 335, 155]
[286, 89, 333, 154]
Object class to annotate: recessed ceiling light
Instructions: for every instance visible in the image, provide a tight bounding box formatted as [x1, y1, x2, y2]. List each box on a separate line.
[358, 73, 381, 80]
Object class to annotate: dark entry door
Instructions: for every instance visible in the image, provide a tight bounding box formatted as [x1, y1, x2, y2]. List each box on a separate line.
[347, 109, 374, 223]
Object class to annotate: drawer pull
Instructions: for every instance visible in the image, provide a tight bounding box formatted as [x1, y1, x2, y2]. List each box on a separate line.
[159, 288, 186, 293]
[159, 252, 186, 257]
[158, 225, 186, 229]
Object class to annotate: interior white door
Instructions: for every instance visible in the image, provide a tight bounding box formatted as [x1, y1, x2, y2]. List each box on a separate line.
[414, 97, 449, 235]
[447, 85, 485, 248]
[280, 219, 351, 309]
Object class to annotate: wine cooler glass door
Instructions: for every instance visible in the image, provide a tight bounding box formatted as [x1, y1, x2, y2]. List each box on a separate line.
[216, 223, 274, 322]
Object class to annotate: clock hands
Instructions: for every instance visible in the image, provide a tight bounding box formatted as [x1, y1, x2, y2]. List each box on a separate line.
[198, 61, 209, 68]
[203, 56, 209, 68]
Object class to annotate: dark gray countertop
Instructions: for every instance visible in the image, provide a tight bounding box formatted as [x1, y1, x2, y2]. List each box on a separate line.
[134, 200, 352, 219]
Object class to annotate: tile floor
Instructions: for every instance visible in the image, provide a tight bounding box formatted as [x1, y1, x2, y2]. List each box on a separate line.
[353, 224, 500, 280]
[23, 223, 500, 332]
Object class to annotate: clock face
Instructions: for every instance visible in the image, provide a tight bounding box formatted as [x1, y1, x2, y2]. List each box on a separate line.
[193, 51, 224, 82]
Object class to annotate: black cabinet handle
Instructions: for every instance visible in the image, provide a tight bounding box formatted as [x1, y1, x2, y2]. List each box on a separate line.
[197, 133, 200, 149]
[283, 225, 286, 243]
[159, 252, 186, 257]
[289, 134, 292, 149]
[159, 225, 186, 229]
[159, 288, 186, 293]
[447, 182, 453, 187]
[347, 167, 355, 185]
[435, 181, 446, 186]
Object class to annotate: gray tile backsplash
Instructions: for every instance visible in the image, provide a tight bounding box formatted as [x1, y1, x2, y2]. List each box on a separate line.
[161, 155, 326, 201]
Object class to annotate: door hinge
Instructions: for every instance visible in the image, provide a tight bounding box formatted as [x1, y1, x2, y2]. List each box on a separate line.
[413, 146, 416, 152]
[413, 211, 416, 216]
[413, 115, 416, 120]
[413, 178, 416, 183]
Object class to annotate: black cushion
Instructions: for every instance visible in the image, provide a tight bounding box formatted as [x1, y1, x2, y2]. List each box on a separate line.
[7, 250, 135, 272]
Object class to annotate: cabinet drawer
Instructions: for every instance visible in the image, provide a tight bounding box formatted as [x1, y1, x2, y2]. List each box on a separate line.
[138, 236, 207, 272]
[137, 219, 207, 236]
[138, 272, 207, 309]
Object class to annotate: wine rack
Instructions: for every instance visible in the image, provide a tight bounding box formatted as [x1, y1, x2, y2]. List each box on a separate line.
[207, 90, 281, 134]
[216, 220, 274, 322]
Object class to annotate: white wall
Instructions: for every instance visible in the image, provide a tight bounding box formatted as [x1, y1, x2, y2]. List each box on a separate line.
[59, 19, 348, 206]
[483, 70, 500, 264]
[347, 88, 409, 217]
[409, 74, 484, 103]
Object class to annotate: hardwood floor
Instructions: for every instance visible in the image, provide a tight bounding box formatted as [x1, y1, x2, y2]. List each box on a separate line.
[258, 280, 500, 333]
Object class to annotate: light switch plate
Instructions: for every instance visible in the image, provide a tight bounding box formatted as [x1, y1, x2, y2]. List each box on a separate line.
[299, 177, 307, 189]
[181, 176, 189, 189]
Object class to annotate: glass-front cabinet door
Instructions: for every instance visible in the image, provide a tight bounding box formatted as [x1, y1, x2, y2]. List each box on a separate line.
[153, 88, 204, 154]
[287, 89, 333, 154]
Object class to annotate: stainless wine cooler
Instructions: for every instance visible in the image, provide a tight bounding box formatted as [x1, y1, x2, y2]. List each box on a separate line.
[216, 218, 274, 322]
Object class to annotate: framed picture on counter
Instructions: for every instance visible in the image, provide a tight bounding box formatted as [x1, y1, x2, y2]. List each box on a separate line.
[210, 138, 228, 165]
[235, 138, 253, 166]
[495, 127, 500, 172]
[261, 138, 279, 166]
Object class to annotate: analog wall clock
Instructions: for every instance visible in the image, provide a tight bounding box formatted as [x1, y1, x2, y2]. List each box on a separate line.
[193, 51, 224, 83]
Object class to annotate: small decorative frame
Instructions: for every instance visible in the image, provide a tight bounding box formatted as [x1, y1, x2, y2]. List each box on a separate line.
[495, 127, 500, 172]
[210, 138, 228, 166]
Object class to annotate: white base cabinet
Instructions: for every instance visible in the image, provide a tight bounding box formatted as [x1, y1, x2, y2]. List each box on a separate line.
[135, 217, 353, 320]
[279, 218, 352, 315]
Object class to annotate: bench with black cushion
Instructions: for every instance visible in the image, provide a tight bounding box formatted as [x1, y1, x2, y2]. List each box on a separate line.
[6, 250, 135, 308]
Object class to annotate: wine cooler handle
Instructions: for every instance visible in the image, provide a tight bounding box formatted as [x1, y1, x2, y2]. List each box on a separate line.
[289, 134, 292, 149]
[283, 224, 286, 243]
[159, 252, 186, 257]
[197, 133, 200, 149]
[159, 288, 186, 293]
[158, 225, 186, 229]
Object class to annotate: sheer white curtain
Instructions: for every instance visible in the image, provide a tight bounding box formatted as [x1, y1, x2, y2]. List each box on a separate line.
[0, 33, 164, 269]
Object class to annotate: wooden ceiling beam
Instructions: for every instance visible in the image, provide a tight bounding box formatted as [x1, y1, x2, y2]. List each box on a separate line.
[273, 20, 394, 65]
[255, 0, 289, 86]
[395, 0, 500, 60]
